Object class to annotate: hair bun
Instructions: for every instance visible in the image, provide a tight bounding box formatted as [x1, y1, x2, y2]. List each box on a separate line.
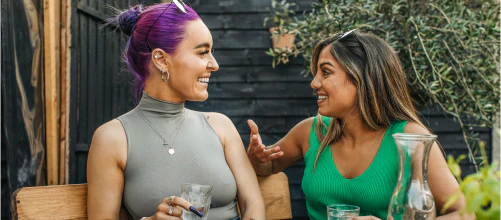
[118, 5, 143, 36]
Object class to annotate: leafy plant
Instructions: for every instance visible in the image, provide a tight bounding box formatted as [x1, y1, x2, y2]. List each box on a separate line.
[444, 141, 500, 219]
[265, 0, 500, 167]
[263, 0, 296, 27]
[265, 45, 298, 68]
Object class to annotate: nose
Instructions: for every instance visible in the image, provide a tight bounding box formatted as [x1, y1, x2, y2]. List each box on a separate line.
[208, 56, 219, 72]
[310, 72, 322, 90]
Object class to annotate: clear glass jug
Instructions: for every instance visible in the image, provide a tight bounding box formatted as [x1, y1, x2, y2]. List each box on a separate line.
[388, 133, 437, 220]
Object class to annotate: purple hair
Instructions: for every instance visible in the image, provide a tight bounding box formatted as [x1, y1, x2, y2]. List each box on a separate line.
[116, 3, 200, 104]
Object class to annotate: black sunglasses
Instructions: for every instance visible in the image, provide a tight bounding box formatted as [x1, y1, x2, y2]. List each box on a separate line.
[145, 0, 188, 52]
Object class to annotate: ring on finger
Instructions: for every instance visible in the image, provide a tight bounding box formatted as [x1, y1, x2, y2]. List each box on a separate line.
[167, 197, 172, 206]
[168, 205, 174, 215]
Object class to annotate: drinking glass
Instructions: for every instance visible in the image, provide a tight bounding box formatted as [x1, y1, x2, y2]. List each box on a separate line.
[327, 204, 360, 220]
[181, 183, 213, 220]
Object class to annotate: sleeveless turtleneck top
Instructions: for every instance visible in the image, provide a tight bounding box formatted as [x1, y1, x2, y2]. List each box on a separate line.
[302, 116, 408, 220]
[118, 92, 238, 220]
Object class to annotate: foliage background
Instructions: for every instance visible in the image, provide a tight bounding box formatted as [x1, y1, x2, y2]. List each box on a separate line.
[268, 0, 500, 166]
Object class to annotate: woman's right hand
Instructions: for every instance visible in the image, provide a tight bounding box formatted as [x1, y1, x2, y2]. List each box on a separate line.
[147, 196, 195, 220]
[246, 119, 284, 165]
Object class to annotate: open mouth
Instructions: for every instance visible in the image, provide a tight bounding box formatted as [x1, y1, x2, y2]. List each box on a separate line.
[197, 77, 209, 84]
[317, 95, 328, 101]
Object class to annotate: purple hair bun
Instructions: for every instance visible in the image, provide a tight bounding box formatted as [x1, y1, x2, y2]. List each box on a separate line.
[118, 5, 143, 36]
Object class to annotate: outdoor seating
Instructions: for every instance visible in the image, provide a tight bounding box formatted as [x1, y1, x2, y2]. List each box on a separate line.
[11, 172, 292, 220]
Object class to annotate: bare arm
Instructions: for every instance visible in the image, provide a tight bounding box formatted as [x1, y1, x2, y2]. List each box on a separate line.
[246, 117, 313, 175]
[405, 122, 474, 220]
[87, 119, 127, 220]
[206, 113, 266, 219]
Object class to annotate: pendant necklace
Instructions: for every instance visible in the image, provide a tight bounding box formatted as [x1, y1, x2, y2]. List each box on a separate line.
[137, 109, 187, 155]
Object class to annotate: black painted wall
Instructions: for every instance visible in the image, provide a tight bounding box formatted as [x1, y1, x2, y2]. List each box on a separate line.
[65, 0, 491, 219]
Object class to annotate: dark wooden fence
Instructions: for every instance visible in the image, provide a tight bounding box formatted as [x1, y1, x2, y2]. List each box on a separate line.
[1, 0, 492, 219]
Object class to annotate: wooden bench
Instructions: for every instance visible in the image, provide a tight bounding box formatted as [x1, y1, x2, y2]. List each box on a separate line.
[11, 172, 292, 220]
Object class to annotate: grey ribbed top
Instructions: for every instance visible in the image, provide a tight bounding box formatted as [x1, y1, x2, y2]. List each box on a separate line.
[118, 92, 238, 220]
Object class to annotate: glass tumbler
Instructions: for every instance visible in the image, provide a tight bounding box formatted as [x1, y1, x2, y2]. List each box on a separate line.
[181, 183, 213, 220]
[327, 204, 360, 220]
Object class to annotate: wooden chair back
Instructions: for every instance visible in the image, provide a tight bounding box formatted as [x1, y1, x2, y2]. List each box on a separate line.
[11, 172, 292, 220]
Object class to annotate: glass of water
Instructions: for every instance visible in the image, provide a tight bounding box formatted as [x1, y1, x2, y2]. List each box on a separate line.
[327, 204, 360, 220]
[181, 183, 213, 220]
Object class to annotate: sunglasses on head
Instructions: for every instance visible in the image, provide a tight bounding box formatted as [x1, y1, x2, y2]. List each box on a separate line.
[338, 29, 356, 39]
[145, 0, 188, 52]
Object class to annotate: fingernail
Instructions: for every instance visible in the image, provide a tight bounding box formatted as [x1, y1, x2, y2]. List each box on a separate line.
[189, 206, 203, 217]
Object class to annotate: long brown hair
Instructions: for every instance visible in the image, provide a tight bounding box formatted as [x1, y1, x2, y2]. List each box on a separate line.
[311, 31, 426, 172]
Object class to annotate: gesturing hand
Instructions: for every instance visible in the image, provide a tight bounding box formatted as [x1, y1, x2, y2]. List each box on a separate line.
[246, 119, 283, 165]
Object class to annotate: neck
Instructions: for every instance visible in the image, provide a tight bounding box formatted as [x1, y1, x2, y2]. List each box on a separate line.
[339, 113, 382, 143]
[144, 78, 185, 103]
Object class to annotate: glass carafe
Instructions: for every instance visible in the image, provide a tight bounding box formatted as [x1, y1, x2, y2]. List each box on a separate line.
[388, 133, 436, 220]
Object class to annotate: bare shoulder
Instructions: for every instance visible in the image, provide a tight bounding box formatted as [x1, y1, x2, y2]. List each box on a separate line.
[288, 117, 315, 148]
[404, 121, 431, 134]
[89, 119, 127, 169]
[202, 112, 238, 148]
[294, 117, 315, 131]
[203, 112, 233, 126]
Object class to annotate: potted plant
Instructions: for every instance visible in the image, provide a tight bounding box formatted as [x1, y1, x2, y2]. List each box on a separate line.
[264, 0, 296, 50]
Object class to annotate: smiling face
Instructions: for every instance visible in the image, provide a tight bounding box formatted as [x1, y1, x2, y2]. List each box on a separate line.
[163, 19, 219, 102]
[310, 46, 358, 118]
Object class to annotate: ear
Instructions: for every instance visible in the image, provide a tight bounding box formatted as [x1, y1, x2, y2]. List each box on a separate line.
[151, 48, 169, 71]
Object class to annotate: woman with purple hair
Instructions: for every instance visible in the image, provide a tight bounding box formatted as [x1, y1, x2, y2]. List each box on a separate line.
[86, 2, 266, 220]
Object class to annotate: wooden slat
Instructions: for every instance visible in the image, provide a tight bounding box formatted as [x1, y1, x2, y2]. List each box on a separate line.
[192, 0, 312, 13]
[230, 116, 307, 134]
[258, 172, 292, 219]
[78, 11, 89, 144]
[96, 15, 105, 127]
[202, 13, 306, 30]
[11, 174, 290, 219]
[213, 30, 270, 49]
[68, 0, 80, 185]
[210, 66, 310, 83]
[201, 13, 269, 30]
[44, 0, 61, 185]
[207, 82, 313, 98]
[87, 10, 97, 143]
[59, 0, 72, 185]
[214, 49, 304, 66]
[11, 184, 132, 220]
[186, 99, 318, 116]
[76, 2, 107, 22]
[103, 25, 114, 122]
[111, 32, 122, 117]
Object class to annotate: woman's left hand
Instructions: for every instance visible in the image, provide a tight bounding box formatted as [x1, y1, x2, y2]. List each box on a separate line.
[351, 216, 381, 220]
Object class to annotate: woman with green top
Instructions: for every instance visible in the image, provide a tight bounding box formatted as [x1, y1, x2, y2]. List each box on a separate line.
[246, 31, 472, 219]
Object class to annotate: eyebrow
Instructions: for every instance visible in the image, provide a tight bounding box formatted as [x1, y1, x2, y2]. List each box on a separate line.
[319, 62, 334, 68]
[194, 42, 211, 49]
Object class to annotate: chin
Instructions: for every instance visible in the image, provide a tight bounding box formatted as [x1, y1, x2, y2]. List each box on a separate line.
[190, 93, 209, 102]
[318, 107, 334, 117]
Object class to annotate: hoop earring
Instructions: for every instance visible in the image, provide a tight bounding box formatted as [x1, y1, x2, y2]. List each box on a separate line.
[161, 69, 170, 82]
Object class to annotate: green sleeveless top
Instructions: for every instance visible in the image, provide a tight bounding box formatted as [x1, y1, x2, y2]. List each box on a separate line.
[302, 116, 407, 220]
